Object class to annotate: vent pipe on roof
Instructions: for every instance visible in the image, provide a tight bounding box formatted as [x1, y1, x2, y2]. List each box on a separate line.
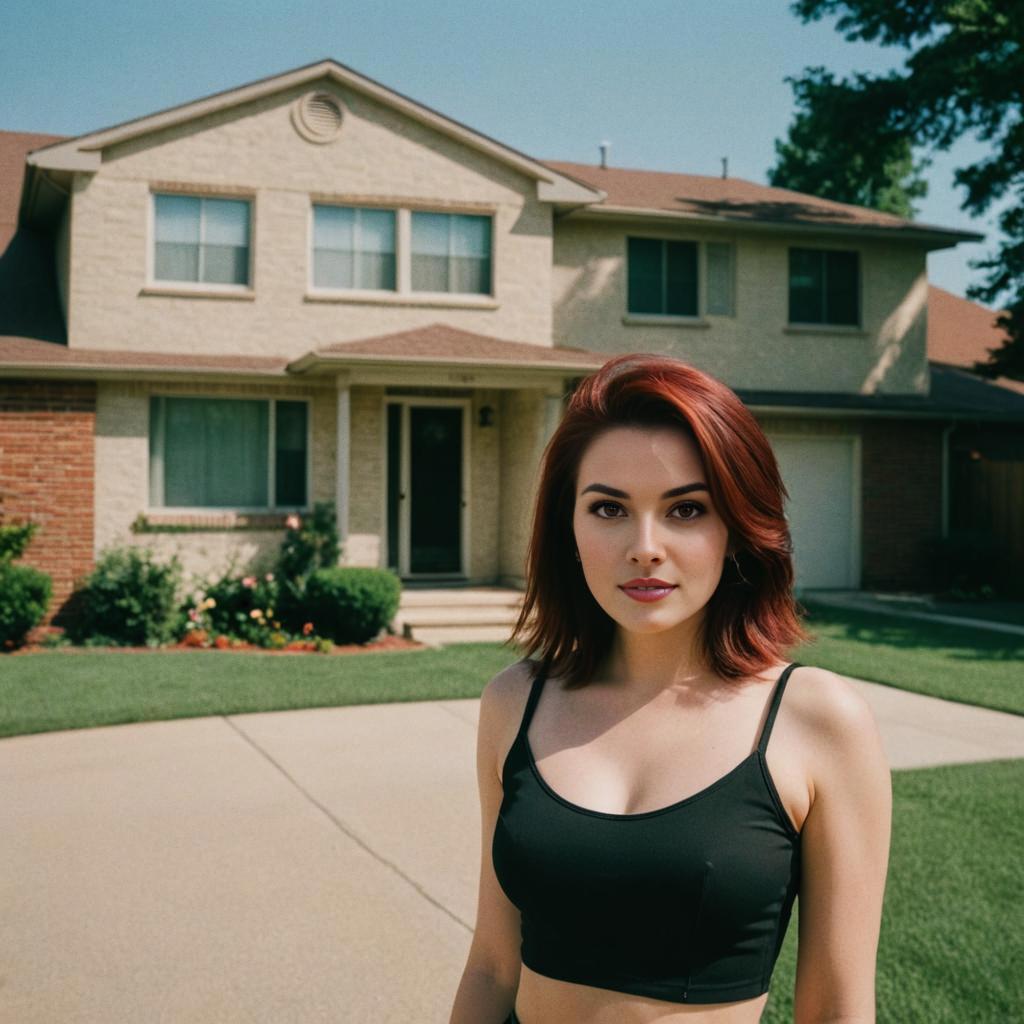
[721, 157, 728, 179]
[599, 141, 610, 169]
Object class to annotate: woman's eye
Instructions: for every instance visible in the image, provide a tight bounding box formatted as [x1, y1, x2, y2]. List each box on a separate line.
[589, 501, 622, 518]
[672, 502, 705, 520]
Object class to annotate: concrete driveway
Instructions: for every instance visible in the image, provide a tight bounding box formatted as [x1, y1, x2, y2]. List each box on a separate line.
[2, 677, 1023, 1023]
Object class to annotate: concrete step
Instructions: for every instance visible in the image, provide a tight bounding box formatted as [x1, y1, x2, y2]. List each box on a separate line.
[398, 587, 524, 609]
[393, 605, 523, 628]
[406, 623, 522, 645]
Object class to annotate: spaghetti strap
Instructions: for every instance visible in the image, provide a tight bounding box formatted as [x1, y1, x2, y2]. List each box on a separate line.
[519, 658, 549, 735]
[756, 662, 801, 756]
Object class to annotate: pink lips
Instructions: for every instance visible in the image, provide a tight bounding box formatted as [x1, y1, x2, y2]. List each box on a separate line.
[619, 578, 678, 603]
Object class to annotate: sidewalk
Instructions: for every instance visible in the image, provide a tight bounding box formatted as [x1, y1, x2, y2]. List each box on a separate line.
[2, 676, 1023, 1022]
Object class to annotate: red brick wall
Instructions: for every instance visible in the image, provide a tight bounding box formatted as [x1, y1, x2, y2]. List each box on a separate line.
[860, 419, 944, 590]
[0, 379, 96, 637]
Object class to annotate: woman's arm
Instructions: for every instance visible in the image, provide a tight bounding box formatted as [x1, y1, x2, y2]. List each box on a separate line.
[793, 669, 893, 1024]
[448, 663, 528, 1024]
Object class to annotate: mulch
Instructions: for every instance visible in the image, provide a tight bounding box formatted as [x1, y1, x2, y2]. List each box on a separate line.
[4, 634, 428, 656]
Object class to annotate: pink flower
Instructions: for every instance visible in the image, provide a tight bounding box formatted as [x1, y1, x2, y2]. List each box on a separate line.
[188, 609, 199, 621]
[285, 514, 301, 530]
[264, 572, 274, 582]
[242, 575, 257, 588]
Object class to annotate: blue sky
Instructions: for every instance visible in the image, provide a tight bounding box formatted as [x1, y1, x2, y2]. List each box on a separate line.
[1, 0, 1006, 302]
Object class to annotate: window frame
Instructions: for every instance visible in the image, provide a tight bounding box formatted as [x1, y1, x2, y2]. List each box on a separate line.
[147, 393, 312, 513]
[148, 190, 255, 294]
[623, 234, 737, 322]
[305, 201, 497, 304]
[308, 202, 399, 295]
[787, 245, 862, 328]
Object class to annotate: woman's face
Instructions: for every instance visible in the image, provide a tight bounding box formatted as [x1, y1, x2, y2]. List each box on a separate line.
[571, 424, 733, 635]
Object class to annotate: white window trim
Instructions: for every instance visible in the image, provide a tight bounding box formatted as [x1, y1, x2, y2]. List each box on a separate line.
[147, 191, 255, 295]
[307, 201, 496, 303]
[146, 393, 313, 514]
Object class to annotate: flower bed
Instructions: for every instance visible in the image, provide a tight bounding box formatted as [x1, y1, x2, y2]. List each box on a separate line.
[8, 630, 427, 656]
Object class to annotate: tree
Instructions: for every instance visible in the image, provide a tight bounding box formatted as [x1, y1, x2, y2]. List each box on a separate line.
[770, 0, 1024, 380]
[770, 67, 930, 218]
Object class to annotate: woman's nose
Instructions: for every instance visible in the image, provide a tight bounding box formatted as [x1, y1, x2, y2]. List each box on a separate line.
[627, 516, 665, 564]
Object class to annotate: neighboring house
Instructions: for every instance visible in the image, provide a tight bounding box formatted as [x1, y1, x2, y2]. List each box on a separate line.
[3, 58, 1024, 635]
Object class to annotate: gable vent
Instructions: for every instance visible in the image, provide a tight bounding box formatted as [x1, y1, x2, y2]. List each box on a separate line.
[293, 91, 344, 143]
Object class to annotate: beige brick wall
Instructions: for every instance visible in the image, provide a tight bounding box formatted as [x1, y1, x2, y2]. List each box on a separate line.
[95, 378, 336, 589]
[553, 220, 930, 395]
[68, 79, 553, 354]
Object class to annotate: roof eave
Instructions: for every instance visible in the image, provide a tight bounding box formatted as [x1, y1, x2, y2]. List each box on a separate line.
[289, 350, 605, 375]
[568, 204, 983, 249]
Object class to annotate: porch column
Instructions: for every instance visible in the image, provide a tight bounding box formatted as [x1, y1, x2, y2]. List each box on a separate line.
[335, 373, 351, 562]
[542, 384, 566, 447]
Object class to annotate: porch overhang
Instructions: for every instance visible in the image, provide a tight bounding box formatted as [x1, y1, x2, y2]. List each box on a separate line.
[286, 323, 610, 388]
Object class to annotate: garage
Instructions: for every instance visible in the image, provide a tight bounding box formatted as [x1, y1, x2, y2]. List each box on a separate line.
[767, 435, 861, 590]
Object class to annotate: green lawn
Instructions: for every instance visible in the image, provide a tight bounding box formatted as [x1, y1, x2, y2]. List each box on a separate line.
[2, 599, 1022, 738]
[0, 642, 518, 739]
[763, 758, 1024, 1023]
[797, 598, 1024, 716]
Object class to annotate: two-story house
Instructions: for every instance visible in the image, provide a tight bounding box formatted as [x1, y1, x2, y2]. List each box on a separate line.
[3, 58, 1023, 635]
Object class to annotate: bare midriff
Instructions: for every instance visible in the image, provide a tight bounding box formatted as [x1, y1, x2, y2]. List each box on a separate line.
[514, 964, 770, 1024]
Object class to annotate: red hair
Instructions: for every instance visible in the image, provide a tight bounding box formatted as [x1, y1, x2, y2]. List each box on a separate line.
[507, 352, 812, 686]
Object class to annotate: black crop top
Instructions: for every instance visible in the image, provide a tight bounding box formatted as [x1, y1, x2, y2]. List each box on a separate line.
[492, 660, 803, 1005]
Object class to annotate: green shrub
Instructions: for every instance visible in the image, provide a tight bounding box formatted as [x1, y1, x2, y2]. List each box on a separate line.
[274, 502, 340, 628]
[302, 567, 401, 644]
[0, 560, 52, 650]
[194, 570, 282, 645]
[0, 521, 38, 562]
[65, 546, 183, 647]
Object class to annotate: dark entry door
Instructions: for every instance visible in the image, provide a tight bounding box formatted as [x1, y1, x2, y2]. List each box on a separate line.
[409, 405, 463, 573]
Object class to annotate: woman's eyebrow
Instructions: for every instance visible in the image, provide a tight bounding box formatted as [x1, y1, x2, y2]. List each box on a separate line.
[580, 482, 708, 499]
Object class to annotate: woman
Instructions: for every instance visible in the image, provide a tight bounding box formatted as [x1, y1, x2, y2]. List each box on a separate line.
[449, 353, 891, 1024]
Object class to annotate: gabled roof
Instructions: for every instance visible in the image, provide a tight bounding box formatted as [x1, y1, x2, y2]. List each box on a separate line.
[24, 59, 600, 206]
[544, 160, 982, 247]
[290, 323, 609, 373]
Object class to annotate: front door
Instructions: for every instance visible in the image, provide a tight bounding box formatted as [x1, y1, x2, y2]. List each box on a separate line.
[386, 401, 466, 576]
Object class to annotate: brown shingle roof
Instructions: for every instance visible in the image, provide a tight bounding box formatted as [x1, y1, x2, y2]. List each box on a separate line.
[0, 334, 289, 376]
[543, 160, 968, 236]
[310, 323, 607, 368]
[926, 285, 1024, 397]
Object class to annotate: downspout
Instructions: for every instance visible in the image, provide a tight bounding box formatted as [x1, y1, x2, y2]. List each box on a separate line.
[940, 421, 957, 538]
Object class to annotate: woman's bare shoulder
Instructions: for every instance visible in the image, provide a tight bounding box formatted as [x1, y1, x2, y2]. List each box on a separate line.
[785, 664, 889, 790]
[479, 658, 542, 782]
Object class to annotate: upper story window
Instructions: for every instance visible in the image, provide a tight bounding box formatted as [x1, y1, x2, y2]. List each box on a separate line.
[153, 194, 251, 287]
[148, 396, 308, 510]
[411, 212, 492, 294]
[312, 205, 396, 291]
[626, 237, 735, 318]
[789, 247, 860, 326]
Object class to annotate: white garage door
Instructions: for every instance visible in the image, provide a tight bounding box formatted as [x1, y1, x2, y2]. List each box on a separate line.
[768, 435, 859, 590]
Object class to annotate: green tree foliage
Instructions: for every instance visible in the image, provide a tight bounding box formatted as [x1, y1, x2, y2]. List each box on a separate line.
[772, 0, 1024, 379]
[770, 68, 930, 218]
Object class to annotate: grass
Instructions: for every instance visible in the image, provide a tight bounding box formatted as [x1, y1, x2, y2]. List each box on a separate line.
[797, 598, 1024, 716]
[763, 758, 1024, 1023]
[2, 598, 1023, 738]
[0, 642, 520, 740]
